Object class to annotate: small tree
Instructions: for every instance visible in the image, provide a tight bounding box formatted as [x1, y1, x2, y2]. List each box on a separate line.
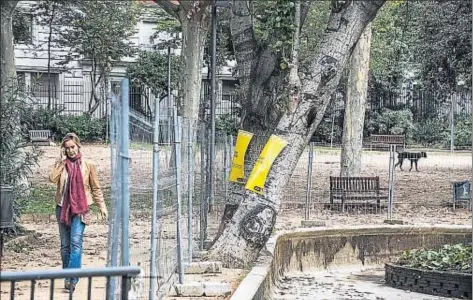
[53, 0, 141, 114]
[126, 50, 181, 98]
[1, 80, 42, 230]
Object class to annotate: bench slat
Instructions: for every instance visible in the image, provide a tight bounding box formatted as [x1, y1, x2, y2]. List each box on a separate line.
[329, 176, 386, 212]
[29, 130, 51, 143]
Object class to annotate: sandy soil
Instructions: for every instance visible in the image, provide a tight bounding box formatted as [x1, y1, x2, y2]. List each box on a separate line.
[1, 144, 471, 299]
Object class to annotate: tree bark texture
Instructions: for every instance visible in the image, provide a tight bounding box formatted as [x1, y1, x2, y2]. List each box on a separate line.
[1, 1, 18, 90]
[178, 10, 208, 183]
[340, 22, 372, 177]
[155, 0, 210, 204]
[208, 1, 385, 268]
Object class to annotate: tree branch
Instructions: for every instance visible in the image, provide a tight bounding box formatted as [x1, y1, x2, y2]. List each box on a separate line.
[154, 0, 180, 20]
[230, 0, 258, 82]
[300, 0, 312, 29]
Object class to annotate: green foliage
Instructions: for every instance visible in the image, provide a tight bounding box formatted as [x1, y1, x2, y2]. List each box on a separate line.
[252, 0, 297, 68]
[16, 185, 57, 214]
[23, 107, 106, 142]
[253, 0, 295, 52]
[0, 81, 42, 186]
[12, 9, 33, 44]
[51, 0, 141, 75]
[410, 116, 471, 148]
[312, 115, 342, 144]
[370, 1, 407, 92]
[395, 243, 472, 274]
[371, 1, 472, 95]
[411, 118, 449, 147]
[152, 6, 181, 42]
[408, 1, 472, 93]
[453, 115, 472, 148]
[216, 113, 238, 136]
[299, 2, 330, 67]
[61, 114, 107, 142]
[126, 51, 180, 96]
[366, 108, 414, 136]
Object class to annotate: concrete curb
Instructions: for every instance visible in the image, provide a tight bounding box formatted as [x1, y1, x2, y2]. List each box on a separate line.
[230, 224, 472, 300]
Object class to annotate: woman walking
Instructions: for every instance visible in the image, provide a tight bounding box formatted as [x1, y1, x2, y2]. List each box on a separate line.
[49, 133, 108, 292]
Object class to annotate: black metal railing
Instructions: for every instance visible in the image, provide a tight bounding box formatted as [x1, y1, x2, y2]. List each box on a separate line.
[0, 266, 141, 300]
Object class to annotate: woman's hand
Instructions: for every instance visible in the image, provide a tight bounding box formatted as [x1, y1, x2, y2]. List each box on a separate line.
[100, 208, 108, 220]
[54, 150, 66, 166]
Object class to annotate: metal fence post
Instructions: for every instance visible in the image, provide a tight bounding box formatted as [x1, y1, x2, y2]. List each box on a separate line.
[199, 123, 206, 251]
[387, 145, 396, 219]
[305, 142, 314, 220]
[224, 134, 229, 199]
[187, 123, 194, 263]
[173, 110, 184, 284]
[120, 78, 131, 268]
[107, 94, 122, 299]
[149, 97, 160, 300]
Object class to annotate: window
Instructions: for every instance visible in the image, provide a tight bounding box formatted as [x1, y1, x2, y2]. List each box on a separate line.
[31, 73, 59, 98]
[17, 72, 26, 87]
[13, 12, 33, 44]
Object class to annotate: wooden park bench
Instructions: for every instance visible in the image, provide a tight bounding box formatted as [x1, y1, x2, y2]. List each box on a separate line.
[364, 134, 405, 151]
[28, 130, 52, 146]
[329, 176, 388, 213]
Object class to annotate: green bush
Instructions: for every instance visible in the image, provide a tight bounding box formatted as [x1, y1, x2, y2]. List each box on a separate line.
[366, 108, 414, 137]
[453, 115, 472, 148]
[1, 82, 41, 187]
[216, 113, 238, 136]
[394, 243, 472, 273]
[24, 107, 107, 142]
[410, 116, 471, 148]
[312, 115, 342, 144]
[411, 119, 449, 147]
[60, 114, 107, 142]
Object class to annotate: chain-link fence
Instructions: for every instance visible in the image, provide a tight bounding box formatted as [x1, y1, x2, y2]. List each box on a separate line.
[287, 143, 471, 226]
[192, 127, 233, 250]
[107, 79, 187, 300]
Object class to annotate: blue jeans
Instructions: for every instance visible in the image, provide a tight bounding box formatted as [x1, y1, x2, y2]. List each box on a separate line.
[55, 205, 86, 285]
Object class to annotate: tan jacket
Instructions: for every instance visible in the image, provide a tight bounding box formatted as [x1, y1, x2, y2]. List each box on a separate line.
[49, 158, 107, 213]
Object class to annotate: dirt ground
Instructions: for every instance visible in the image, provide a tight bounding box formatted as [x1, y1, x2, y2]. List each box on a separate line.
[1, 144, 471, 299]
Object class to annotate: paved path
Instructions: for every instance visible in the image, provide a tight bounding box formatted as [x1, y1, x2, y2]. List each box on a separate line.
[270, 266, 456, 300]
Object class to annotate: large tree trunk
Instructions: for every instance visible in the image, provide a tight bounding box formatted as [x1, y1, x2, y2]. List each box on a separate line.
[208, 0, 385, 268]
[340, 23, 372, 177]
[156, 1, 209, 198]
[178, 12, 207, 189]
[1, 1, 18, 90]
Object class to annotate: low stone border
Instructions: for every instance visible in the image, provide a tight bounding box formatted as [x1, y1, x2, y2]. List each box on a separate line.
[385, 263, 472, 299]
[230, 225, 472, 300]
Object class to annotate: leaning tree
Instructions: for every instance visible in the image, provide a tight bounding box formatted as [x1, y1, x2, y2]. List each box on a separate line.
[207, 0, 386, 268]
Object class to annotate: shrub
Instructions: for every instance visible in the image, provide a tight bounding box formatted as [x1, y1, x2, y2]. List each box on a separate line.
[60, 114, 107, 142]
[1, 82, 41, 187]
[366, 108, 414, 137]
[410, 116, 471, 148]
[394, 243, 472, 274]
[411, 119, 449, 147]
[24, 108, 107, 142]
[216, 113, 238, 136]
[452, 115, 472, 148]
[1, 80, 42, 227]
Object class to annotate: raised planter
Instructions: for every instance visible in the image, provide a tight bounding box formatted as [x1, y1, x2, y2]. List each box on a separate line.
[385, 263, 472, 299]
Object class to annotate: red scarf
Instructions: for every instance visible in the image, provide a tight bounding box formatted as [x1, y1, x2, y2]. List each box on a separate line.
[60, 152, 89, 225]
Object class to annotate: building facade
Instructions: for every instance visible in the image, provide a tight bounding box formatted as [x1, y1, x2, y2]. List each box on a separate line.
[13, 0, 238, 120]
